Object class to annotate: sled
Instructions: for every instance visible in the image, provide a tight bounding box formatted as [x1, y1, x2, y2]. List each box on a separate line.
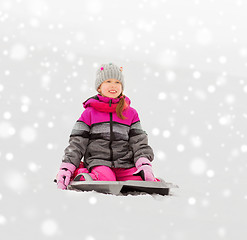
[67, 179, 178, 196]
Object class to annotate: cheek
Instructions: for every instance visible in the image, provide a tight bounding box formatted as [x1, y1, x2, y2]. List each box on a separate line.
[103, 86, 109, 92]
[100, 84, 107, 91]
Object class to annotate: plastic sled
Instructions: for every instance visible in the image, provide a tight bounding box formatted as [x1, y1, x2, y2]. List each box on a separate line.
[67, 179, 178, 196]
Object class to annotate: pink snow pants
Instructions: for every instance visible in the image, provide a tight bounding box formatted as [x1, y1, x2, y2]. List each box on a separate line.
[73, 164, 143, 181]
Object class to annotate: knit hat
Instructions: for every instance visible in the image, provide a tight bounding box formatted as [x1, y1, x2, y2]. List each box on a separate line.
[95, 63, 124, 91]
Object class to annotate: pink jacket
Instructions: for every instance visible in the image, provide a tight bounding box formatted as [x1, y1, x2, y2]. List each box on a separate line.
[62, 94, 154, 170]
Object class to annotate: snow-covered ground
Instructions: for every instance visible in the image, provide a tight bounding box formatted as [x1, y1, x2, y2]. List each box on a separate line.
[1, 0, 247, 239]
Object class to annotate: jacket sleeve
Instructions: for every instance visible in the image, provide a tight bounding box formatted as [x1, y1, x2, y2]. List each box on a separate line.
[61, 109, 91, 168]
[128, 109, 154, 164]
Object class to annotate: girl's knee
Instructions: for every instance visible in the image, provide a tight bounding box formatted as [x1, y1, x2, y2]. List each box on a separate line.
[91, 165, 116, 181]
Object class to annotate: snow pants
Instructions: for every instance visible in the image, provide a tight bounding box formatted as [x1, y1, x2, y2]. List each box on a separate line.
[72, 163, 143, 181]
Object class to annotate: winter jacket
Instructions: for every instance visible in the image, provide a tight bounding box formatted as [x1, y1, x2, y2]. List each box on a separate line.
[62, 94, 154, 170]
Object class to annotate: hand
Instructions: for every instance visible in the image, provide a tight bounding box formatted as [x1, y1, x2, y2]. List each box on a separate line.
[56, 162, 76, 190]
[133, 157, 156, 181]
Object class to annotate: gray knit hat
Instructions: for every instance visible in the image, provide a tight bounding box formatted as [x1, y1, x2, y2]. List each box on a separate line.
[95, 63, 124, 91]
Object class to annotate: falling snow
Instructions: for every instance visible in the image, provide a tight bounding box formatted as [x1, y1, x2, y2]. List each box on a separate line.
[1, 0, 247, 240]
[41, 219, 58, 236]
[190, 158, 207, 175]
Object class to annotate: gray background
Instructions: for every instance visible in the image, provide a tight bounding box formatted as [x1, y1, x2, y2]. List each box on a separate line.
[1, 0, 247, 239]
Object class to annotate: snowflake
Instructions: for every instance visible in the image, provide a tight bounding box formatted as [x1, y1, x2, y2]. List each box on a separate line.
[41, 219, 58, 236]
[190, 158, 207, 175]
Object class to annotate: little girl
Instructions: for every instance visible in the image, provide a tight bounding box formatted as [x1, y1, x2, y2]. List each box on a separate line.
[56, 63, 158, 190]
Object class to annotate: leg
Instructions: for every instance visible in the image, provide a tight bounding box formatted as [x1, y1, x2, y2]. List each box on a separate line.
[114, 167, 143, 181]
[91, 165, 117, 181]
[72, 163, 89, 180]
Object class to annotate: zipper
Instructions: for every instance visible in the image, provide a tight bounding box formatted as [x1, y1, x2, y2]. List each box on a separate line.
[109, 100, 114, 166]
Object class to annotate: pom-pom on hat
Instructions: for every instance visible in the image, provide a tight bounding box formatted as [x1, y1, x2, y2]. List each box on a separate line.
[95, 63, 124, 91]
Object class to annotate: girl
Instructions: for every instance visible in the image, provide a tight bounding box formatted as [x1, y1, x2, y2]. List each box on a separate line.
[56, 63, 157, 190]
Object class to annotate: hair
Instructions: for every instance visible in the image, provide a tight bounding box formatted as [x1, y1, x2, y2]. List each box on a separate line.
[116, 92, 127, 120]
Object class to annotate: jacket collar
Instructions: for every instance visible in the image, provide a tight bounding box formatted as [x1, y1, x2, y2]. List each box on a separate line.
[83, 94, 131, 112]
[97, 94, 121, 104]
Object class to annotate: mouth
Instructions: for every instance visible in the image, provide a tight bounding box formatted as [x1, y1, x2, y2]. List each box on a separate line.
[109, 90, 117, 94]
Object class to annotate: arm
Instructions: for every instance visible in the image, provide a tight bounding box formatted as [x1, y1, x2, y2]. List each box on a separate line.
[128, 110, 154, 164]
[57, 109, 91, 189]
[62, 119, 90, 168]
[129, 110, 156, 181]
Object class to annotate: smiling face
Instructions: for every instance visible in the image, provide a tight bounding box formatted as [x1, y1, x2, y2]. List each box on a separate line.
[97, 78, 123, 98]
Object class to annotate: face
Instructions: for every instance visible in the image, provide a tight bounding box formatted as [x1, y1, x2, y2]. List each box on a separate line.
[97, 79, 123, 98]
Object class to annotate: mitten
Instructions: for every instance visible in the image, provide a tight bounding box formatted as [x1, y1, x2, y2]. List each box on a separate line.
[133, 157, 156, 181]
[56, 162, 76, 190]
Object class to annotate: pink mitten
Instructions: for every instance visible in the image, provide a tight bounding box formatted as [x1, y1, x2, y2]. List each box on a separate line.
[133, 157, 156, 181]
[56, 162, 76, 190]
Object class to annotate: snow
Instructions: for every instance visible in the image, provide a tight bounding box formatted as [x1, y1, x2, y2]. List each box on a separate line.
[208, 85, 216, 93]
[158, 92, 167, 100]
[5, 152, 14, 161]
[28, 162, 40, 172]
[0, 215, 7, 225]
[10, 43, 28, 61]
[152, 127, 160, 136]
[41, 219, 59, 236]
[1, 0, 247, 239]
[206, 169, 215, 178]
[177, 144, 185, 152]
[155, 150, 166, 161]
[1, 122, 15, 138]
[88, 196, 97, 205]
[195, 28, 213, 45]
[189, 158, 207, 175]
[193, 71, 201, 79]
[243, 85, 247, 93]
[85, 236, 96, 240]
[188, 197, 197, 205]
[3, 111, 12, 119]
[0, 84, 4, 92]
[19, 126, 37, 143]
[4, 170, 28, 192]
[118, 28, 135, 45]
[4, 70, 10, 76]
[190, 135, 202, 147]
[241, 145, 247, 152]
[162, 130, 171, 138]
